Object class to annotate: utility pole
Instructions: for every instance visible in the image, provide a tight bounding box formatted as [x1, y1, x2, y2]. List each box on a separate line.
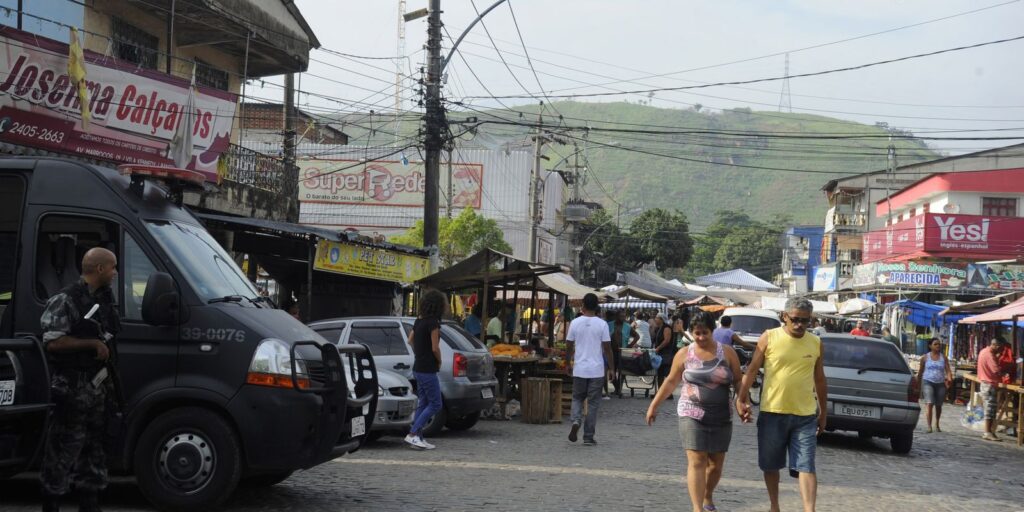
[446, 146, 454, 219]
[283, 72, 298, 223]
[528, 109, 543, 262]
[395, 0, 407, 144]
[423, 0, 443, 270]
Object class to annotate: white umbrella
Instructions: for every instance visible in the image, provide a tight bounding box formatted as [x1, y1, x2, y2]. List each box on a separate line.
[839, 298, 875, 315]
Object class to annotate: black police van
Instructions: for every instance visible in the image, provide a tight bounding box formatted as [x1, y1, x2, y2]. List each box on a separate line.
[0, 158, 378, 510]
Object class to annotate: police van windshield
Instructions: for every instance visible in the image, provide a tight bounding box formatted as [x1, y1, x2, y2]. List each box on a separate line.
[147, 221, 260, 303]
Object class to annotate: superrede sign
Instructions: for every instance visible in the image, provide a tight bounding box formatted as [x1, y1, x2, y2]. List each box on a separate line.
[298, 158, 483, 208]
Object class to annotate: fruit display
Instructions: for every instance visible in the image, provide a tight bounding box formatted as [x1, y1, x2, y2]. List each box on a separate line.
[490, 344, 531, 358]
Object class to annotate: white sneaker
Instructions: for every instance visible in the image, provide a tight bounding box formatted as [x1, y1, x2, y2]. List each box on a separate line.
[420, 438, 436, 450]
[404, 434, 434, 450]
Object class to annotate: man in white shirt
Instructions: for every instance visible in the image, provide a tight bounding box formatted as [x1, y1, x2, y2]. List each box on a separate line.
[566, 293, 614, 446]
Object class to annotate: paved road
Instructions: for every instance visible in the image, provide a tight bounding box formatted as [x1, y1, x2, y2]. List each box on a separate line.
[4, 395, 1023, 511]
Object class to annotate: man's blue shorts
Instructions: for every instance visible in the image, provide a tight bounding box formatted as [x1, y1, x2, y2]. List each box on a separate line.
[757, 412, 817, 474]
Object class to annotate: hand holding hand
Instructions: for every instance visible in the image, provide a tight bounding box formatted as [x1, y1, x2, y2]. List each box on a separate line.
[93, 340, 110, 362]
[735, 397, 752, 423]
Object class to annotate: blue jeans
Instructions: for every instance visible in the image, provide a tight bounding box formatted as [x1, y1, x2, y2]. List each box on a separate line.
[570, 377, 604, 440]
[410, 372, 443, 436]
[757, 412, 817, 473]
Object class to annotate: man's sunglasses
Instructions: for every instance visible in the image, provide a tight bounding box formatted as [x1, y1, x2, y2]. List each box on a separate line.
[785, 315, 812, 325]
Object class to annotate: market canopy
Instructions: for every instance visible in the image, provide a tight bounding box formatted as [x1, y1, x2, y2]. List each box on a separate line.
[536, 272, 611, 300]
[683, 295, 729, 306]
[940, 292, 1024, 316]
[960, 296, 1024, 325]
[607, 284, 669, 302]
[619, 270, 699, 300]
[695, 268, 781, 292]
[416, 248, 561, 290]
[838, 298, 876, 315]
[760, 296, 837, 314]
[894, 299, 967, 328]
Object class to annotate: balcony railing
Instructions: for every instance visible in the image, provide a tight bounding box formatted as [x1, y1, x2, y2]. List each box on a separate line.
[220, 143, 296, 195]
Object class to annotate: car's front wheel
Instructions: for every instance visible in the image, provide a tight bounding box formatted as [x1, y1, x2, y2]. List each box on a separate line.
[890, 431, 913, 454]
[133, 407, 242, 512]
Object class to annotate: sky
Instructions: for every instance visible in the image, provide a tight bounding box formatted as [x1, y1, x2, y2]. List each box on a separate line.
[264, 0, 1024, 156]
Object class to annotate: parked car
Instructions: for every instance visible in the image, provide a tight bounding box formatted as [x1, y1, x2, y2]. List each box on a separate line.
[719, 307, 782, 345]
[309, 317, 497, 436]
[369, 368, 417, 439]
[820, 334, 921, 453]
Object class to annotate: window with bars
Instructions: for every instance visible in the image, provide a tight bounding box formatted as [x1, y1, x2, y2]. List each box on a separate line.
[195, 59, 229, 91]
[112, 17, 158, 70]
[982, 197, 1017, 217]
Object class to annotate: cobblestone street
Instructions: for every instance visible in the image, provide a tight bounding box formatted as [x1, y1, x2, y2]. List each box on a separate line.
[4, 391, 1023, 511]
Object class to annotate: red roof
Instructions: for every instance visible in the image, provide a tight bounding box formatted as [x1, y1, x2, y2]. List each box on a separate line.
[875, 168, 1024, 217]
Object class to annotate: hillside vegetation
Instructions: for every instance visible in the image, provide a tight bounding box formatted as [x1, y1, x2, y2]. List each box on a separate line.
[471, 101, 939, 230]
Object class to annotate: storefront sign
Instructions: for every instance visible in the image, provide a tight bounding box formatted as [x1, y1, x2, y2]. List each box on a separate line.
[298, 158, 483, 208]
[874, 261, 966, 288]
[813, 265, 837, 291]
[863, 213, 1024, 262]
[313, 240, 429, 283]
[966, 262, 1024, 290]
[0, 27, 236, 181]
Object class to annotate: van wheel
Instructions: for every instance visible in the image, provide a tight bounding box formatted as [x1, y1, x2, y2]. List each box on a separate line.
[240, 471, 293, 488]
[420, 407, 447, 437]
[890, 432, 913, 454]
[134, 407, 241, 512]
[445, 411, 480, 431]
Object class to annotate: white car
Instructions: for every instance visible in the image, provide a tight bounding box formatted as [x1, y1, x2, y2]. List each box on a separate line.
[719, 307, 782, 345]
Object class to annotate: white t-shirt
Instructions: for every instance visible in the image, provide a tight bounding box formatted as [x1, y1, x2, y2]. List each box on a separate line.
[567, 315, 611, 378]
[634, 320, 653, 348]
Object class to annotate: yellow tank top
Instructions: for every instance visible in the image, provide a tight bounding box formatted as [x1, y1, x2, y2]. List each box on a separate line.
[760, 327, 821, 416]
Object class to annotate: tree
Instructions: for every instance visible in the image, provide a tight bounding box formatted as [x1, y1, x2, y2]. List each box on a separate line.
[712, 226, 784, 281]
[576, 209, 641, 285]
[628, 208, 693, 270]
[391, 208, 512, 268]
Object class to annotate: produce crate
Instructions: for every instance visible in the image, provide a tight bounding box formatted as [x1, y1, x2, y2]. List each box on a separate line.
[520, 378, 563, 424]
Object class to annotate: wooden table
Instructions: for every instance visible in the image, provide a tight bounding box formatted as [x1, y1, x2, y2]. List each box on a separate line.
[964, 373, 1024, 446]
[491, 355, 541, 405]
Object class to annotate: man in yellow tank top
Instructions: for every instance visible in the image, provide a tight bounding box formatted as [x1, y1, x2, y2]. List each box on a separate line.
[736, 297, 827, 512]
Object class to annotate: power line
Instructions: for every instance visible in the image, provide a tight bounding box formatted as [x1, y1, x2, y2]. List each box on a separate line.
[462, 34, 1024, 100]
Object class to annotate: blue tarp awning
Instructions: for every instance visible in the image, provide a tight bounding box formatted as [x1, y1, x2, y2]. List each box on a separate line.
[895, 300, 968, 327]
[695, 269, 781, 292]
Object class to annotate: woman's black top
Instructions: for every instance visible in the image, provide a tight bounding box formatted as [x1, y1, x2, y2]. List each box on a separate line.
[412, 317, 441, 373]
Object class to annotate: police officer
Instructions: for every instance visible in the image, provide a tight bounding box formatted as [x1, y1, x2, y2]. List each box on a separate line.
[39, 247, 120, 512]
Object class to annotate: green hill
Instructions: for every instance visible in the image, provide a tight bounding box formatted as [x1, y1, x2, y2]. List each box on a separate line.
[468, 101, 939, 230]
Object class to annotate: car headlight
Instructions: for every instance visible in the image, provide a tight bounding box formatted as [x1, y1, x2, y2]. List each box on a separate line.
[246, 338, 310, 389]
[378, 385, 386, 396]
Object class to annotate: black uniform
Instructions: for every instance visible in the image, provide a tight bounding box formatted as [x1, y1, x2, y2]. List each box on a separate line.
[38, 280, 120, 498]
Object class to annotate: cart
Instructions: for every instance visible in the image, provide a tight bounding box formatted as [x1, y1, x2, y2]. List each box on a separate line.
[618, 348, 659, 397]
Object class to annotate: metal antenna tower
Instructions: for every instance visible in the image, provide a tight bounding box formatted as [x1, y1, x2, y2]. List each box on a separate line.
[779, 53, 792, 113]
[395, 0, 407, 144]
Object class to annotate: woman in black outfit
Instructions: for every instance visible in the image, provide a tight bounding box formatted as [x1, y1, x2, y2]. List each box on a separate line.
[654, 313, 676, 397]
[404, 289, 447, 450]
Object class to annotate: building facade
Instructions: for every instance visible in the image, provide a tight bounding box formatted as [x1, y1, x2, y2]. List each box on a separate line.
[779, 226, 824, 295]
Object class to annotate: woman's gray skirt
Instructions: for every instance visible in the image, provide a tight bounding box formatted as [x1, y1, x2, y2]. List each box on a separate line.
[679, 417, 732, 453]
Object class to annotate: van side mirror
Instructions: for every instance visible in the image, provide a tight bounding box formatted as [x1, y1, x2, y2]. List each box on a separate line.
[142, 272, 180, 326]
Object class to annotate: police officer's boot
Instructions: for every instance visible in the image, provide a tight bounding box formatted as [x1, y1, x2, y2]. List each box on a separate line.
[76, 490, 100, 512]
[41, 492, 61, 512]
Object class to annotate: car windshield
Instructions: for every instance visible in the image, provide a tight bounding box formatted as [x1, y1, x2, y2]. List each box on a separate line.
[822, 336, 908, 374]
[442, 324, 485, 351]
[147, 221, 261, 303]
[728, 316, 781, 335]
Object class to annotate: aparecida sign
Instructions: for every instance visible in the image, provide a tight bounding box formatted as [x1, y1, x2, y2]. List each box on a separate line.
[0, 27, 236, 181]
[862, 213, 1024, 262]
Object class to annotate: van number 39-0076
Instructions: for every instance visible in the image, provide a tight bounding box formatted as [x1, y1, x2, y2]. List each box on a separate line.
[181, 327, 246, 343]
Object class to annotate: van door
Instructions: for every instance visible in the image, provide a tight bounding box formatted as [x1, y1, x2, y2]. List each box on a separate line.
[0, 171, 49, 476]
[345, 321, 413, 381]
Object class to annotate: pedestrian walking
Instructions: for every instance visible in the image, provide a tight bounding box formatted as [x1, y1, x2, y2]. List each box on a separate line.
[567, 293, 614, 446]
[39, 247, 121, 512]
[646, 311, 743, 512]
[916, 337, 953, 433]
[977, 337, 1010, 442]
[654, 313, 676, 396]
[713, 316, 755, 351]
[405, 289, 448, 450]
[608, 310, 640, 397]
[736, 297, 827, 512]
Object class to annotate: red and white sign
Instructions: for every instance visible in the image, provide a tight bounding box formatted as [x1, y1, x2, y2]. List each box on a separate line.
[298, 158, 483, 208]
[0, 27, 236, 181]
[863, 213, 1024, 262]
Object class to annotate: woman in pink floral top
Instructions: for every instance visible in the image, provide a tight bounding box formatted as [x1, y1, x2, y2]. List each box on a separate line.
[646, 311, 743, 512]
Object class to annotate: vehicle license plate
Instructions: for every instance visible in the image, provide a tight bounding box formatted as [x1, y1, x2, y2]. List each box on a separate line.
[398, 400, 415, 417]
[837, 403, 880, 419]
[0, 380, 13, 406]
[351, 415, 366, 437]
[481, 387, 494, 399]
